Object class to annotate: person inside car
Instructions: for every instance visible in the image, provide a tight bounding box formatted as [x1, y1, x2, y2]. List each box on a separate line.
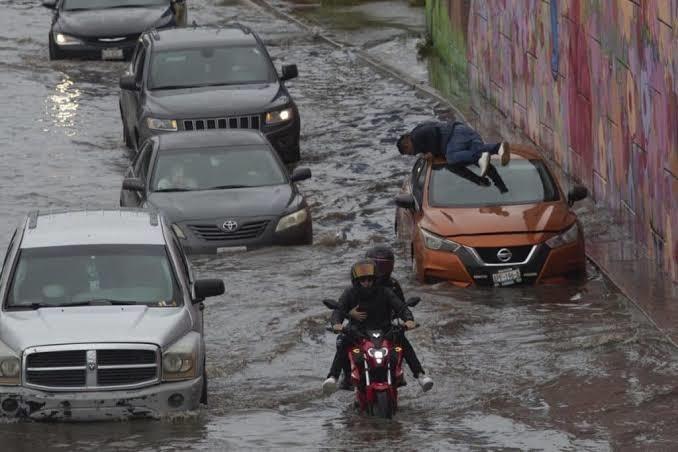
[397, 120, 509, 177]
[156, 161, 199, 191]
[322, 260, 433, 394]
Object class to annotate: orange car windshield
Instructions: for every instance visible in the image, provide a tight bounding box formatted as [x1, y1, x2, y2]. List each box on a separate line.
[428, 159, 560, 207]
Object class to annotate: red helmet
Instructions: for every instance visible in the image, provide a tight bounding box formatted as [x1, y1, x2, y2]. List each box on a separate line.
[365, 245, 394, 280]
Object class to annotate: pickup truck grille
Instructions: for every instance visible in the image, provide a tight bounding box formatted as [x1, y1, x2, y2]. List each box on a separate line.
[24, 344, 159, 391]
[182, 115, 261, 131]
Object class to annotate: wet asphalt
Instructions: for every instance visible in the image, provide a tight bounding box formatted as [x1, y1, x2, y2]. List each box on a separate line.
[1, 1, 678, 450]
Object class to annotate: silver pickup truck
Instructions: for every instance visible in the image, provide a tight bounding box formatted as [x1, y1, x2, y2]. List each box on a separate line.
[0, 209, 223, 421]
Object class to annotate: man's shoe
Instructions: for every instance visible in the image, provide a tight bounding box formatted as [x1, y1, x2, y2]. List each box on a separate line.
[323, 377, 338, 395]
[499, 142, 510, 166]
[417, 375, 433, 392]
[478, 152, 490, 177]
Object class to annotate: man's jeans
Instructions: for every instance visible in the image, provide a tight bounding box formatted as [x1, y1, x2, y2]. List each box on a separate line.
[445, 123, 501, 165]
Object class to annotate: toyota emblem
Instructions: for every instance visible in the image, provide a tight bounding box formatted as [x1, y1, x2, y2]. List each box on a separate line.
[496, 248, 512, 263]
[222, 220, 239, 232]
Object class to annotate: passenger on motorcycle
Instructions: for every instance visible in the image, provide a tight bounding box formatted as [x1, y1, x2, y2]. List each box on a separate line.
[322, 259, 433, 394]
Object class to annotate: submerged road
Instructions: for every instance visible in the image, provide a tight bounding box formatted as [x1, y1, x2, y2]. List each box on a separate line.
[1, 1, 677, 450]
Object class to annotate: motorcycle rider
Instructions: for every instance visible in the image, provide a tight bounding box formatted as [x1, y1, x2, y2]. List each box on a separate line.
[322, 259, 433, 394]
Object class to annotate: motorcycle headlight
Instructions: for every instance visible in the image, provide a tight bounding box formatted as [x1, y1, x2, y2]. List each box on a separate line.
[163, 332, 200, 381]
[0, 341, 20, 385]
[545, 222, 580, 248]
[420, 228, 461, 252]
[265, 108, 293, 125]
[275, 208, 308, 232]
[146, 117, 178, 131]
[54, 33, 82, 46]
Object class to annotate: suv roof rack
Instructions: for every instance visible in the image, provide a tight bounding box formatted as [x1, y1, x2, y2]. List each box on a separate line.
[26, 208, 161, 229]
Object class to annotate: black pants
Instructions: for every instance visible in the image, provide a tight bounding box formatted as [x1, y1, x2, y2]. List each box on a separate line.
[327, 331, 425, 379]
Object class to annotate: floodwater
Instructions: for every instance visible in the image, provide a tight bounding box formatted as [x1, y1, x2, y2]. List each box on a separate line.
[1, 1, 678, 450]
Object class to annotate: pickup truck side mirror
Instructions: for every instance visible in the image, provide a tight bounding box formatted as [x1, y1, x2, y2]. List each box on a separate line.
[281, 64, 298, 81]
[290, 167, 311, 182]
[395, 193, 416, 210]
[119, 74, 139, 91]
[194, 279, 225, 303]
[567, 185, 588, 206]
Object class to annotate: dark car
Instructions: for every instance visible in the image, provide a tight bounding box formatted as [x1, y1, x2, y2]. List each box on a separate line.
[119, 130, 312, 253]
[42, 0, 187, 60]
[118, 25, 301, 163]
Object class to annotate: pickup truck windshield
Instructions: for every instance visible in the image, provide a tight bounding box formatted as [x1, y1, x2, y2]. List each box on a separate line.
[6, 244, 182, 308]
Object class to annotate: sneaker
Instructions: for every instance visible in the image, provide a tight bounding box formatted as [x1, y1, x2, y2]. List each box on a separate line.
[478, 152, 490, 177]
[417, 375, 433, 392]
[498, 142, 510, 166]
[323, 377, 338, 394]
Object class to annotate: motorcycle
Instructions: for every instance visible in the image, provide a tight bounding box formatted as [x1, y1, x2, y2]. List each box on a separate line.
[322, 296, 421, 419]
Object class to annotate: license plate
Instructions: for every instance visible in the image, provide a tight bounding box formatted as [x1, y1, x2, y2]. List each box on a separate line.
[102, 48, 124, 60]
[217, 246, 247, 254]
[492, 268, 522, 286]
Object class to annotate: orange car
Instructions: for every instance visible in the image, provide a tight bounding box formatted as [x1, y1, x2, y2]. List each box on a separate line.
[394, 144, 588, 287]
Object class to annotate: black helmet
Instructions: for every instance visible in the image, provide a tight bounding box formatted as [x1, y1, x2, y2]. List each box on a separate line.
[365, 245, 395, 281]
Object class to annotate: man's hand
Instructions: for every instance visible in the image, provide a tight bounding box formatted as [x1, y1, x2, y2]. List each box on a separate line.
[404, 320, 417, 330]
[332, 324, 344, 333]
[349, 307, 367, 321]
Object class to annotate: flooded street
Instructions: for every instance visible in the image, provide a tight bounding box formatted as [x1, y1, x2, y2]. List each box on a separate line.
[1, 1, 678, 450]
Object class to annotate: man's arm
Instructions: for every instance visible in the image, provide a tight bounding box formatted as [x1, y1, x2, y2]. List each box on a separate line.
[390, 278, 405, 302]
[385, 288, 414, 322]
[330, 288, 352, 325]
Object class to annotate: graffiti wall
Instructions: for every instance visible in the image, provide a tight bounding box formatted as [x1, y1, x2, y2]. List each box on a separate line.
[429, 0, 677, 280]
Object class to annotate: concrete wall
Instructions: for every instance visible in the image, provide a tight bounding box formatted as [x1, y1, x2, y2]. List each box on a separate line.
[428, 0, 677, 280]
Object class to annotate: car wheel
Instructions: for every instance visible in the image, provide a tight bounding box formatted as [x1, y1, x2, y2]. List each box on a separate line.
[200, 365, 208, 405]
[120, 104, 132, 148]
[48, 35, 64, 61]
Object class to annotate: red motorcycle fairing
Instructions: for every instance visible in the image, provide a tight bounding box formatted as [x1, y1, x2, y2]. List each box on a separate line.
[348, 334, 405, 417]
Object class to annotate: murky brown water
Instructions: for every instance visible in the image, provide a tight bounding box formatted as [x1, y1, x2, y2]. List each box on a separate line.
[1, 1, 677, 450]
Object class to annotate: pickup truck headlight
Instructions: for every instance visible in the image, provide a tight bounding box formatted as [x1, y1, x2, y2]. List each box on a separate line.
[163, 332, 200, 382]
[276, 208, 308, 232]
[54, 33, 82, 46]
[265, 108, 293, 125]
[0, 341, 20, 385]
[420, 228, 461, 252]
[146, 117, 178, 131]
[545, 223, 579, 248]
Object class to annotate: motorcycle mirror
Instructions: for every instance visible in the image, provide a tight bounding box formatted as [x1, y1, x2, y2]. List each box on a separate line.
[322, 299, 339, 310]
[406, 296, 421, 307]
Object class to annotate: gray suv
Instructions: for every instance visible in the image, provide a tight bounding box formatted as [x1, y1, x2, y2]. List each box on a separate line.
[119, 24, 301, 163]
[0, 209, 224, 420]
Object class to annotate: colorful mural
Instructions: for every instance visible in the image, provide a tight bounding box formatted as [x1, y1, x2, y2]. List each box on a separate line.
[429, 0, 677, 280]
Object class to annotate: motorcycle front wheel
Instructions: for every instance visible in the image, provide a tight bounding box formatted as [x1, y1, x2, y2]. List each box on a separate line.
[373, 391, 393, 419]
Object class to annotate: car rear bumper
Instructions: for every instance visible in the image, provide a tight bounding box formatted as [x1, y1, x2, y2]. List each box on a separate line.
[0, 377, 202, 421]
[417, 240, 585, 286]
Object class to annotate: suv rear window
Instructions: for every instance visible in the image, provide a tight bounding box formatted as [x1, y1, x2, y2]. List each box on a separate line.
[149, 46, 276, 89]
[6, 245, 182, 308]
[428, 159, 560, 207]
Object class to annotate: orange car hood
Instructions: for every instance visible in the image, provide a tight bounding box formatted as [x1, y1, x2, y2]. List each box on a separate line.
[422, 202, 573, 237]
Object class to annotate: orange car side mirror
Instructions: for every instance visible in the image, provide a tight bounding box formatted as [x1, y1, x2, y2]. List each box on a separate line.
[395, 194, 416, 210]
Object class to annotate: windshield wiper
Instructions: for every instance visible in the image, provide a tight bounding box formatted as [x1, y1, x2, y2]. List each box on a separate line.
[59, 299, 139, 307]
[205, 184, 251, 190]
[153, 187, 194, 192]
[151, 85, 193, 91]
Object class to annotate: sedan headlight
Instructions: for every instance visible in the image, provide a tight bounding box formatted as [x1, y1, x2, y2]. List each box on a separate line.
[265, 108, 293, 125]
[146, 117, 178, 131]
[54, 33, 82, 46]
[545, 222, 580, 248]
[420, 228, 461, 252]
[0, 341, 20, 385]
[163, 332, 200, 382]
[276, 208, 308, 232]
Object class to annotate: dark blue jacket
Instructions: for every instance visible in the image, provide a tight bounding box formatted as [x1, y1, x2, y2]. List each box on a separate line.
[409, 121, 499, 161]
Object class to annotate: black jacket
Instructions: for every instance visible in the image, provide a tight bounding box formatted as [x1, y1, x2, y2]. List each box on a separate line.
[409, 121, 458, 156]
[331, 285, 413, 330]
[379, 277, 404, 302]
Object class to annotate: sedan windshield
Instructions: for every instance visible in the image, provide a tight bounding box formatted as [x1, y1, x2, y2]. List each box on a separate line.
[149, 46, 276, 89]
[428, 159, 560, 207]
[63, 0, 168, 10]
[6, 245, 181, 308]
[151, 147, 287, 192]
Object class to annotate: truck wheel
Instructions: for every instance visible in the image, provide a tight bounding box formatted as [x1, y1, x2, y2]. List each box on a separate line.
[200, 367, 208, 405]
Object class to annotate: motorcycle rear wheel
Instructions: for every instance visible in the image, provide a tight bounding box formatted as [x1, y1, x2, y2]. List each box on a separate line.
[373, 391, 393, 419]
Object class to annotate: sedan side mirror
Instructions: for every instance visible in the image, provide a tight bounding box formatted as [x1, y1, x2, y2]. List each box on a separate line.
[395, 193, 416, 210]
[42, 0, 57, 8]
[122, 177, 145, 192]
[290, 167, 311, 182]
[567, 185, 588, 206]
[281, 64, 298, 81]
[194, 279, 225, 303]
[119, 74, 139, 91]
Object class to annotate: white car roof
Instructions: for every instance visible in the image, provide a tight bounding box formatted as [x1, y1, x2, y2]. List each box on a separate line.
[21, 210, 166, 249]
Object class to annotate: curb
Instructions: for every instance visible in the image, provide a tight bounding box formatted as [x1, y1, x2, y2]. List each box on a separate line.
[245, 0, 678, 348]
